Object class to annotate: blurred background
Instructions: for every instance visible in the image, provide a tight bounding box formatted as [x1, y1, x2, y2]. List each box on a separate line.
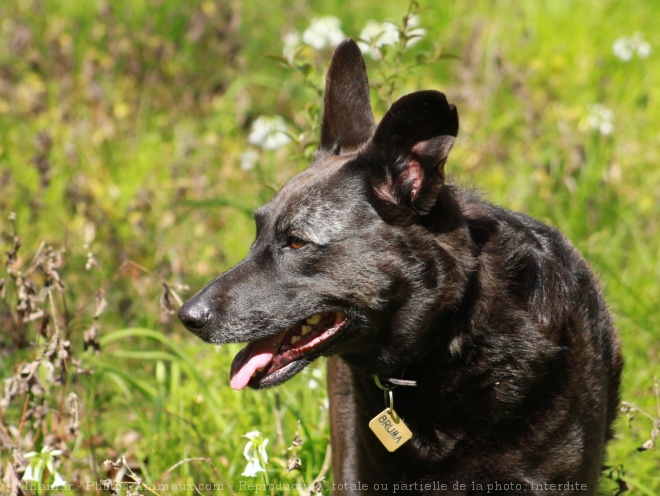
[1, 0, 658, 494]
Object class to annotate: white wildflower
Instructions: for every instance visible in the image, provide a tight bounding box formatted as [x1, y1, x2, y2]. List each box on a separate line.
[23, 446, 66, 487]
[302, 16, 345, 50]
[50, 471, 68, 488]
[587, 104, 614, 136]
[242, 458, 265, 477]
[613, 32, 651, 61]
[242, 431, 269, 477]
[362, 20, 400, 47]
[239, 149, 259, 171]
[308, 378, 319, 390]
[632, 32, 651, 59]
[22, 457, 44, 483]
[282, 30, 301, 63]
[358, 20, 399, 59]
[612, 37, 633, 61]
[404, 14, 426, 47]
[247, 116, 291, 151]
[358, 15, 426, 59]
[47, 457, 67, 488]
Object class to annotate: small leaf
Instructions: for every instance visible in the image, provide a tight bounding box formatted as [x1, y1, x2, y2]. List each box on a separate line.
[94, 288, 107, 319]
[297, 62, 313, 78]
[266, 54, 292, 67]
[159, 282, 177, 316]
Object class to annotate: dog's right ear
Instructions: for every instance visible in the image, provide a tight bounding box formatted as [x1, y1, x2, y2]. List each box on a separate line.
[319, 39, 375, 154]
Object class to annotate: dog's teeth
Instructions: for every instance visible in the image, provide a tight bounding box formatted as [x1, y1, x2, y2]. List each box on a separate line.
[306, 314, 322, 325]
[301, 325, 312, 335]
[291, 335, 301, 344]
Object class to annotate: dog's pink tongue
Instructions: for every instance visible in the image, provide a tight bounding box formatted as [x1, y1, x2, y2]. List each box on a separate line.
[229, 338, 278, 390]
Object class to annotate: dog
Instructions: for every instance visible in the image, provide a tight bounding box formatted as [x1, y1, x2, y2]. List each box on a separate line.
[178, 39, 622, 495]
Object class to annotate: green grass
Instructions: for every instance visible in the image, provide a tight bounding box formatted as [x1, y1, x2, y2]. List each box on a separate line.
[1, 0, 658, 494]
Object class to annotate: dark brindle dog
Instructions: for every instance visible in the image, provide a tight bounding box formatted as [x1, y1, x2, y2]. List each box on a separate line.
[178, 40, 622, 495]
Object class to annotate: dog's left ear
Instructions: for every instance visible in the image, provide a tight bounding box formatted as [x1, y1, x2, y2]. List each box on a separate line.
[363, 90, 458, 214]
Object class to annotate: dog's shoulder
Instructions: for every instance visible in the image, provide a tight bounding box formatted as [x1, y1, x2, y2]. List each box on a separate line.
[454, 186, 587, 282]
[450, 185, 613, 342]
[454, 186, 564, 253]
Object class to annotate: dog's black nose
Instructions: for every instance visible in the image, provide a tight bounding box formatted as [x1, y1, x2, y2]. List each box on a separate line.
[177, 300, 210, 332]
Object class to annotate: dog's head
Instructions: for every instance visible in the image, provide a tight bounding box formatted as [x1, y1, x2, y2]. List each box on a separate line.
[178, 40, 463, 389]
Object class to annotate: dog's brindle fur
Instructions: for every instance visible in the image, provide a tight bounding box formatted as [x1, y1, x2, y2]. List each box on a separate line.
[178, 40, 622, 495]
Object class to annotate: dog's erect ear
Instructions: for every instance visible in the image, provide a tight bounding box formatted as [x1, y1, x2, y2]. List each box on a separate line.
[363, 90, 458, 214]
[320, 39, 375, 153]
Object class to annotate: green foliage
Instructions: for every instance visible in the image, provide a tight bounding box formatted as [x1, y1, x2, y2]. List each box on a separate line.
[1, 0, 658, 494]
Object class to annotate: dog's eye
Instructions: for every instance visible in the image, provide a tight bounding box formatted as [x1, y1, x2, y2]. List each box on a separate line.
[287, 236, 308, 250]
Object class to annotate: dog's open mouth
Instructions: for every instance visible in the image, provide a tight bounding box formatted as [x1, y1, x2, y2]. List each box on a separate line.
[229, 312, 347, 390]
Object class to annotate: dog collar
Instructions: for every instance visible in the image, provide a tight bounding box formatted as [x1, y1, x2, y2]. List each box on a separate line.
[373, 374, 417, 389]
